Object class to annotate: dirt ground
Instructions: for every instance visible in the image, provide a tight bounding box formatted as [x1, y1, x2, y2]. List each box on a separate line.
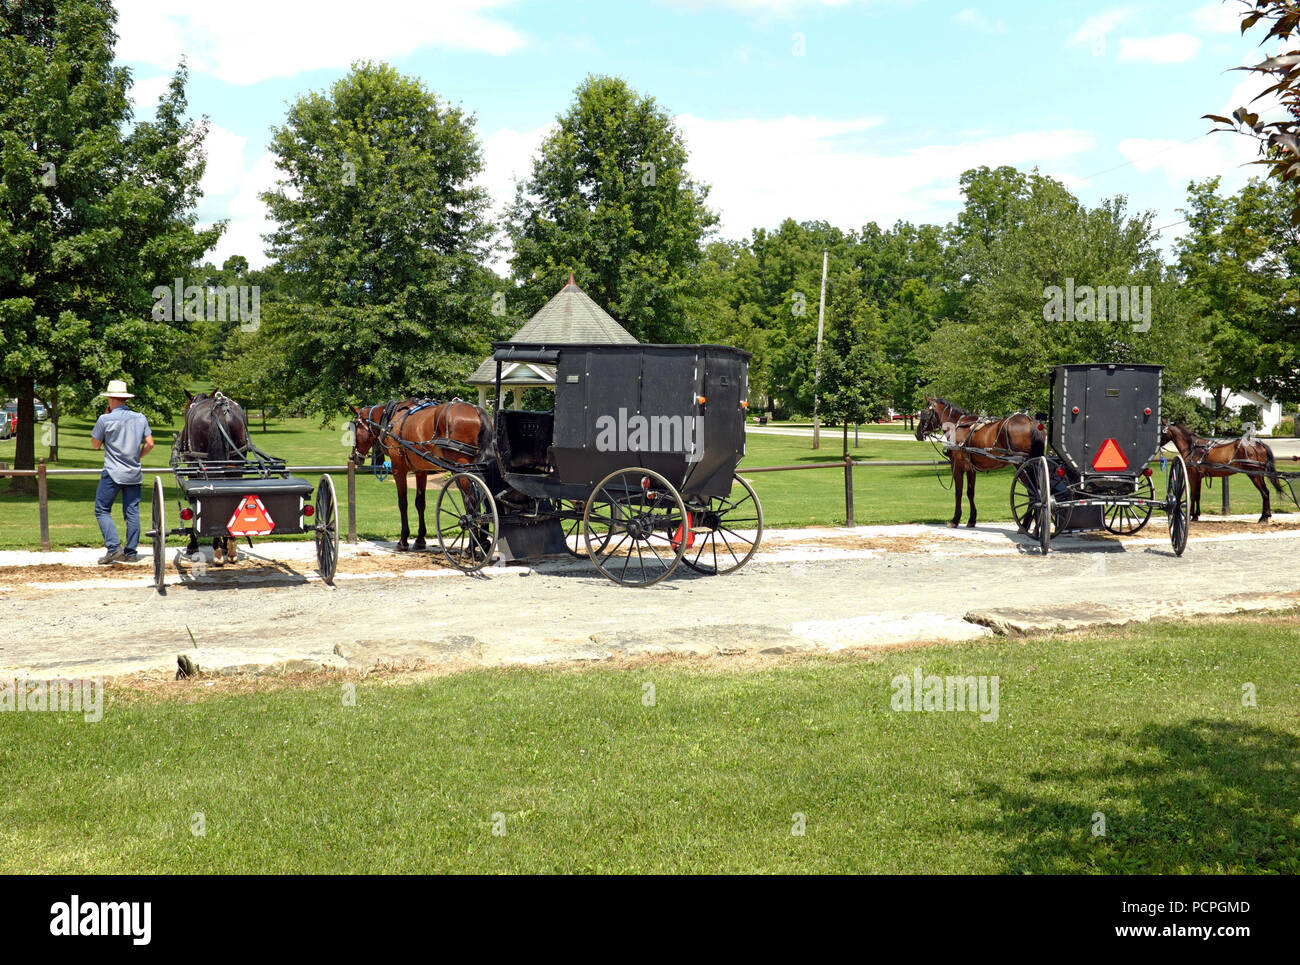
[3, 519, 1300, 681]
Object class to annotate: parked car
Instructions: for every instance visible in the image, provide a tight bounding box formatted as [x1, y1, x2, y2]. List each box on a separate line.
[33, 400, 48, 421]
[0, 403, 16, 440]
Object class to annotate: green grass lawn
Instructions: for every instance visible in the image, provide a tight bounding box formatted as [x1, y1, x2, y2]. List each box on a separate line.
[1, 614, 1295, 873]
[0, 412, 1174, 549]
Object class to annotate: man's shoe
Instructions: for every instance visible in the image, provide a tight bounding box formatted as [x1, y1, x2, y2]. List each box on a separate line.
[98, 550, 125, 565]
[122, 551, 141, 563]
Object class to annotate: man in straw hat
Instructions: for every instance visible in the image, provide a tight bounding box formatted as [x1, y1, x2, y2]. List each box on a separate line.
[90, 380, 155, 564]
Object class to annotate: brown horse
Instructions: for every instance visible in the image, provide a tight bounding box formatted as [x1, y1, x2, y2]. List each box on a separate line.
[350, 399, 492, 551]
[916, 398, 1045, 527]
[174, 391, 250, 565]
[1161, 422, 1284, 523]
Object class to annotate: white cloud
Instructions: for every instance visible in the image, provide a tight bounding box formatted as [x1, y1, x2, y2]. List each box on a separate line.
[114, 0, 525, 86]
[127, 75, 173, 115]
[199, 124, 249, 199]
[1117, 33, 1202, 63]
[205, 151, 282, 268]
[673, 114, 1094, 239]
[1115, 136, 1246, 189]
[1067, 7, 1134, 55]
[953, 8, 1007, 36]
[1192, 1, 1244, 34]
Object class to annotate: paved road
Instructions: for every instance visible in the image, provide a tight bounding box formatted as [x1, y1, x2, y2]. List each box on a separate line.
[3, 520, 1299, 679]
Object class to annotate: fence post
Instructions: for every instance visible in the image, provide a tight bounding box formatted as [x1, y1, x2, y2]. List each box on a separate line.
[346, 460, 357, 543]
[1221, 474, 1230, 516]
[37, 458, 51, 552]
[843, 454, 855, 528]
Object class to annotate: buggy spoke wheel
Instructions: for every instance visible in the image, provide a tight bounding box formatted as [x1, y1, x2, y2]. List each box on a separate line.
[1167, 455, 1190, 557]
[584, 468, 686, 587]
[314, 473, 340, 584]
[680, 473, 764, 575]
[149, 476, 166, 593]
[560, 500, 610, 558]
[436, 472, 498, 572]
[1038, 457, 1052, 556]
[1010, 462, 1039, 534]
[1102, 473, 1154, 535]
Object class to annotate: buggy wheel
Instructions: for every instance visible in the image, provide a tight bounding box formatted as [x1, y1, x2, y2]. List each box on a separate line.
[1038, 457, 1053, 556]
[314, 474, 340, 584]
[148, 476, 166, 593]
[1167, 455, 1190, 557]
[1103, 473, 1154, 535]
[680, 473, 764, 575]
[583, 468, 686, 587]
[559, 500, 610, 558]
[436, 472, 498, 572]
[1010, 462, 1039, 533]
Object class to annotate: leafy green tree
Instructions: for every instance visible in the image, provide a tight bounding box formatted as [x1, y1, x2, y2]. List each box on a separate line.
[817, 274, 894, 455]
[922, 166, 1198, 415]
[0, 0, 220, 484]
[505, 75, 717, 343]
[258, 62, 498, 413]
[1175, 177, 1300, 423]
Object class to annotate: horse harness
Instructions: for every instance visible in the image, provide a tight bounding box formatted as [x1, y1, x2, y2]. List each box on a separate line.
[360, 398, 486, 474]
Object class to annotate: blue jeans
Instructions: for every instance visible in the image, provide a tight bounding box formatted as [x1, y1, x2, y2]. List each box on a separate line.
[95, 471, 141, 554]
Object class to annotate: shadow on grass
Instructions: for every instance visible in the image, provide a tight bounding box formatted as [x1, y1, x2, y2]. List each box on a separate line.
[970, 719, 1300, 873]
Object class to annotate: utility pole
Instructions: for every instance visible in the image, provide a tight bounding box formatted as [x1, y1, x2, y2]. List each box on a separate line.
[812, 247, 827, 450]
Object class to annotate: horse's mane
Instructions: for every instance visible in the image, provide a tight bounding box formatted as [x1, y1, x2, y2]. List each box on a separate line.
[931, 398, 972, 419]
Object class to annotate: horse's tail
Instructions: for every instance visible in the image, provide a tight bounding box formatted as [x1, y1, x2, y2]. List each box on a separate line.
[1265, 446, 1285, 493]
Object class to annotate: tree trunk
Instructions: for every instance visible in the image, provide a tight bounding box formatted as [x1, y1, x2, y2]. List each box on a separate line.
[47, 386, 59, 462]
[8, 379, 37, 494]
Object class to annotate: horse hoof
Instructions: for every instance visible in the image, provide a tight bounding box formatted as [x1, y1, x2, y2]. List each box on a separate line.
[948, 521, 959, 529]
[966, 521, 977, 529]
[413, 540, 427, 551]
[396, 543, 409, 552]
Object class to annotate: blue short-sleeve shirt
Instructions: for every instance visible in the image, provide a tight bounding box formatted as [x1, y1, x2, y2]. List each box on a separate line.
[92, 407, 152, 485]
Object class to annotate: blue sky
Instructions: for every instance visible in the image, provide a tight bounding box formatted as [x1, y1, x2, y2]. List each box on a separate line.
[112, 0, 1280, 268]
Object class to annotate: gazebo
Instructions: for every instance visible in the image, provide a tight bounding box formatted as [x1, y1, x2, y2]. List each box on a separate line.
[468, 275, 636, 407]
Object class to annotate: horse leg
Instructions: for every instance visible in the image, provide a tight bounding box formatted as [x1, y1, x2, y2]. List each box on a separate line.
[1190, 473, 1201, 521]
[226, 536, 238, 564]
[395, 466, 411, 551]
[949, 460, 963, 527]
[1251, 473, 1271, 523]
[413, 472, 428, 550]
[212, 537, 225, 566]
[965, 469, 978, 528]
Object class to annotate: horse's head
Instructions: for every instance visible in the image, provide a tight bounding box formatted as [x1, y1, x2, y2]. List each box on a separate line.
[1161, 420, 1190, 454]
[349, 405, 379, 465]
[916, 398, 941, 440]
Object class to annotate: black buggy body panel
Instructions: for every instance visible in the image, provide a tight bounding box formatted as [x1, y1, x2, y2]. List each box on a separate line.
[492, 342, 750, 501]
[177, 474, 313, 538]
[1050, 363, 1162, 482]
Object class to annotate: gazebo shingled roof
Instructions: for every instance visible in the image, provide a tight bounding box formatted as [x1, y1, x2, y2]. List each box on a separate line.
[468, 275, 636, 387]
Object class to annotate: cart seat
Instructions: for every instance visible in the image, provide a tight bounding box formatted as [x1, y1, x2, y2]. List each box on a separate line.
[497, 411, 554, 474]
[177, 475, 314, 498]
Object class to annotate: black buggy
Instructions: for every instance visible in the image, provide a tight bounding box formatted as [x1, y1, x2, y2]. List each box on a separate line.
[433, 342, 763, 586]
[1009, 363, 1191, 556]
[145, 396, 340, 593]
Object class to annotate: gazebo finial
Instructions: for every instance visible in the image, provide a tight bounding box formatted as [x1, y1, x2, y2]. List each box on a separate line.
[567, 271, 575, 288]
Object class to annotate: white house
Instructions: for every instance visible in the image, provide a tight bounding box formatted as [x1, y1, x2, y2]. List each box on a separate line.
[1186, 385, 1284, 435]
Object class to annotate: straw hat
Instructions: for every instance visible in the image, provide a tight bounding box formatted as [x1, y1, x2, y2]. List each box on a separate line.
[98, 379, 135, 399]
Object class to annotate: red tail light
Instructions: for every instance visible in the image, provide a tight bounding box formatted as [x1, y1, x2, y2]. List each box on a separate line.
[179, 508, 194, 521]
[303, 504, 314, 517]
[1143, 468, 1153, 477]
[1055, 467, 1066, 477]
[1072, 406, 1080, 415]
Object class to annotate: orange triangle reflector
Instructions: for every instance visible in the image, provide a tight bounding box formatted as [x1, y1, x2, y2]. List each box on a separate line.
[1092, 438, 1129, 471]
[227, 494, 276, 536]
